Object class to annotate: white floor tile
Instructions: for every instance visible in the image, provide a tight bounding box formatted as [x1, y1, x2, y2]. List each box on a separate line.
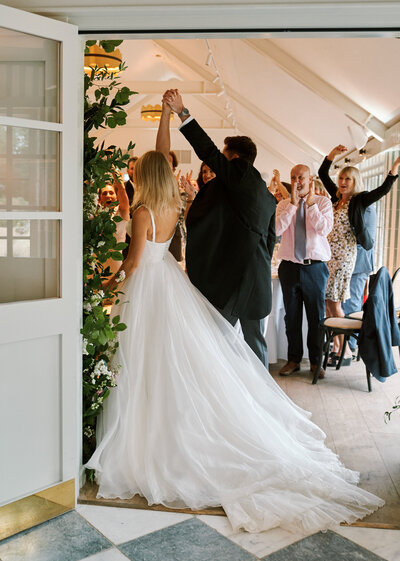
[82, 549, 130, 561]
[334, 525, 400, 561]
[76, 505, 193, 544]
[196, 514, 236, 537]
[230, 526, 310, 557]
[197, 514, 309, 558]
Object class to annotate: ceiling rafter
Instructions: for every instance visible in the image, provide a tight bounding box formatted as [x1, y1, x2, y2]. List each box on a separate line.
[100, 80, 220, 95]
[153, 39, 323, 163]
[195, 95, 295, 167]
[243, 38, 387, 142]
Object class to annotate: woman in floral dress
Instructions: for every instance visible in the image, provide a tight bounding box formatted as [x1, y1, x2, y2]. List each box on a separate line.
[319, 145, 400, 365]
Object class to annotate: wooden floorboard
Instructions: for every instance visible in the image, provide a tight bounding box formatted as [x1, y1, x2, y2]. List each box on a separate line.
[270, 356, 400, 529]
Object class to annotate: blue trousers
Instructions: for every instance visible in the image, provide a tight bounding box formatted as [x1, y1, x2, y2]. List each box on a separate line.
[278, 260, 328, 365]
[342, 272, 369, 351]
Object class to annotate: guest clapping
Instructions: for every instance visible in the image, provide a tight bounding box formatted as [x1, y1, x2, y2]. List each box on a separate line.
[269, 169, 290, 202]
[276, 165, 333, 379]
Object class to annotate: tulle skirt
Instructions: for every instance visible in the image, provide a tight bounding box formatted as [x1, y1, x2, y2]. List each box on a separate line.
[86, 252, 383, 533]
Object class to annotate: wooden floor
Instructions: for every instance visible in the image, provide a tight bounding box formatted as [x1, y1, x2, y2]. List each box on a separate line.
[79, 356, 400, 529]
[270, 356, 400, 529]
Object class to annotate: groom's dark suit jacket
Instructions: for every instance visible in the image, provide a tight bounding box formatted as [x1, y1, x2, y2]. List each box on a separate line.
[181, 119, 276, 320]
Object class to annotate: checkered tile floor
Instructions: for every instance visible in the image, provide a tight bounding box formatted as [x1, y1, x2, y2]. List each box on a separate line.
[1, 506, 399, 561]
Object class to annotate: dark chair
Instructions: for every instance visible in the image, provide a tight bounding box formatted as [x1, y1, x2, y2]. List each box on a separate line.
[312, 316, 372, 391]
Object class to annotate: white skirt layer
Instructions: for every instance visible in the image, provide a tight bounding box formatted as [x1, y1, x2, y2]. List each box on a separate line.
[86, 252, 383, 533]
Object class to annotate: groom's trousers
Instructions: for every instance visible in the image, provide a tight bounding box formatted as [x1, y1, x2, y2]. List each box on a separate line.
[217, 292, 268, 368]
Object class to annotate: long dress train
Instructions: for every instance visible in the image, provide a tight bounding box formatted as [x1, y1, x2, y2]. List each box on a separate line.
[86, 207, 383, 534]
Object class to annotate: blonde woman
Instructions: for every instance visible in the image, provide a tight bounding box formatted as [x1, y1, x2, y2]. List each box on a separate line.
[319, 145, 400, 365]
[86, 149, 384, 534]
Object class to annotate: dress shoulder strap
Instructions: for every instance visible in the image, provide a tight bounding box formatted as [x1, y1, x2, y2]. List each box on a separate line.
[142, 205, 156, 242]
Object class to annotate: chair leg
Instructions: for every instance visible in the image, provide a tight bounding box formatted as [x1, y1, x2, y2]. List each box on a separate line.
[336, 333, 348, 370]
[323, 330, 333, 370]
[312, 326, 326, 385]
[366, 368, 372, 392]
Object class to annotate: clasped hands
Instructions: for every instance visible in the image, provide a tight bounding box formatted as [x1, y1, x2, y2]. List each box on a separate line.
[162, 89, 184, 115]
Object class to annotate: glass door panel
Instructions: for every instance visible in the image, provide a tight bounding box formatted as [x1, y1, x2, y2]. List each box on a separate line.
[0, 125, 59, 211]
[0, 28, 59, 123]
[0, 219, 60, 303]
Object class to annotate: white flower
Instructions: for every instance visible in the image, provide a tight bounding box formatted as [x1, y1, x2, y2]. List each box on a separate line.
[97, 241, 105, 247]
[115, 270, 126, 283]
[83, 301, 92, 312]
[82, 338, 89, 355]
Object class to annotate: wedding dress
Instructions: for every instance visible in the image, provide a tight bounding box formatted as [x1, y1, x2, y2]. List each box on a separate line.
[86, 207, 383, 534]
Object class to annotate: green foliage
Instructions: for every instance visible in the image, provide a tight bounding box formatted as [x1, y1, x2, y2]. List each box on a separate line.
[384, 395, 400, 423]
[82, 40, 136, 465]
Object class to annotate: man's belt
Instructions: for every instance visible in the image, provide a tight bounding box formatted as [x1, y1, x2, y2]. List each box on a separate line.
[301, 259, 323, 265]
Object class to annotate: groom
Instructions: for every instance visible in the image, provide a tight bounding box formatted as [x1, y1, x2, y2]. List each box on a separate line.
[161, 90, 276, 368]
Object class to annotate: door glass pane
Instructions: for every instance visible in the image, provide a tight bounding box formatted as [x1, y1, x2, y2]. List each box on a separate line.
[0, 125, 59, 211]
[0, 219, 60, 303]
[0, 29, 59, 122]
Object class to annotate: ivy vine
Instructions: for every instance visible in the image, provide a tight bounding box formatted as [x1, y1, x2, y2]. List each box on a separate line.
[82, 40, 136, 468]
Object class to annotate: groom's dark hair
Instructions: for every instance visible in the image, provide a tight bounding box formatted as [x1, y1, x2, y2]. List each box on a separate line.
[224, 136, 257, 164]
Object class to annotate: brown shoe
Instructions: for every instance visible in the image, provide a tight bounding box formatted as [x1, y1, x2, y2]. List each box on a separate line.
[279, 361, 301, 376]
[310, 364, 325, 379]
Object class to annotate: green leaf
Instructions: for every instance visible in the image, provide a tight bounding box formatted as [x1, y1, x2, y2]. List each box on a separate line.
[112, 315, 120, 324]
[111, 252, 124, 261]
[113, 215, 123, 223]
[107, 116, 116, 128]
[115, 323, 127, 331]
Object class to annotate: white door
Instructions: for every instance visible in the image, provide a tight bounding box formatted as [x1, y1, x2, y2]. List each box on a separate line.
[0, 4, 81, 520]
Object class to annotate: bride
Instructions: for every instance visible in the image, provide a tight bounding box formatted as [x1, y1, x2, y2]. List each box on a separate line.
[86, 149, 383, 534]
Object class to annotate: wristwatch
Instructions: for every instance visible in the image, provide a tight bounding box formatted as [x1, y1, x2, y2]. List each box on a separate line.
[178, 107, 190, 119]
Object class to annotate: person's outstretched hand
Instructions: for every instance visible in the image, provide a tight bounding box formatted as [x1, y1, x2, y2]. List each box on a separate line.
[180, 176, 197, 200]
[306, 181, 315, 207]
[327, 144, 347, 161]
[390, 156, 400, 176]
[291, 182, 299, 207]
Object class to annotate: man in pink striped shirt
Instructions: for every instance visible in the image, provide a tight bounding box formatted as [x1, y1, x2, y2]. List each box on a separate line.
[276, 164, 333, 379]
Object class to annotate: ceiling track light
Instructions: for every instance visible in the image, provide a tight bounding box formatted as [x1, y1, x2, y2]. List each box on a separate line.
[206, 52, 213, 66]
[217, 89, 225, 97]
[227, 111, 233, 118]
[212, 75, 220, 84]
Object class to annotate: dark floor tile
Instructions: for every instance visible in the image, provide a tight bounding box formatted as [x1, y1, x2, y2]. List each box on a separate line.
[0, 510, 112, 561]
[261, 530, 386, 561]
[119, 517, 256, 561]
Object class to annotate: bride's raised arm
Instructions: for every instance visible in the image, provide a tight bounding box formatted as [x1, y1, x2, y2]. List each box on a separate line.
[106, 206, 150, 292]
[156, 101, 172, 159]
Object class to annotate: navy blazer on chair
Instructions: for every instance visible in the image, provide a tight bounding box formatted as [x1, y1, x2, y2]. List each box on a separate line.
[359, 267, 400, 382]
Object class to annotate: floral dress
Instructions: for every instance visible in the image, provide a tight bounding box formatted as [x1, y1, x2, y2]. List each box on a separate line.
[326, 200, 357, 302]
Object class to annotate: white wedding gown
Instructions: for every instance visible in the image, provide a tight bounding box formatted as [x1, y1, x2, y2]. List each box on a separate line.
[86, 207, 383, 534]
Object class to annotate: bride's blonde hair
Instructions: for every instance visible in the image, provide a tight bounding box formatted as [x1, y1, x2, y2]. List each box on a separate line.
[132, 151, 181, 215]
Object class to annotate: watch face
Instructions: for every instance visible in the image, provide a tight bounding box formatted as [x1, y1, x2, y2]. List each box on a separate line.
[181, 108, 189, 115]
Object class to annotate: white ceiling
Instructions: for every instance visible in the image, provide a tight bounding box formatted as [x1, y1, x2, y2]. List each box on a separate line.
[94, 37, 400, 179]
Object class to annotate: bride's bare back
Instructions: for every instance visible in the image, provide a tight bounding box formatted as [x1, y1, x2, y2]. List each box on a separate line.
[145, 207, 180, 243]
